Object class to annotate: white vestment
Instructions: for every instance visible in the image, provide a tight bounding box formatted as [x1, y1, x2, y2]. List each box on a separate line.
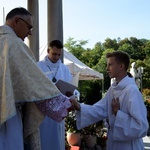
[76, 76, 148, 150]
[0, 108, 23, 150]
[37, 56, 72, 150]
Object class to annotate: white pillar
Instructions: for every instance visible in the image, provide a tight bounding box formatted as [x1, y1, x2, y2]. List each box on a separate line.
[47, 0, 63, 62]
[27, 0, 39, 61]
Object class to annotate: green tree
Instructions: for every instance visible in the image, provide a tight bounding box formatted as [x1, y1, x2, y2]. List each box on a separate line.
[78, 80, 102, 104]
[143, 40, 150, 58]
[64, 37, 88, 60]
[64, 37, 150, 98]
[118, 37, 146, 60]
[103, 38, 118, 50]
[118, 43, 134, 57]
[129, 37, 146, 60]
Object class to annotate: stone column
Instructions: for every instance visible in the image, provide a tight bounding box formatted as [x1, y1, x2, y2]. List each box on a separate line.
[27, 0, 39, 61]
[47, 0, 63, 62]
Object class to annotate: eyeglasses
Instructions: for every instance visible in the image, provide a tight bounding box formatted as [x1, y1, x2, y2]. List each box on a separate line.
[19, 18, 33, 31]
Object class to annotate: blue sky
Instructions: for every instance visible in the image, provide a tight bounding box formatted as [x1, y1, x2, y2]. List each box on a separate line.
[1, 0, 150, 51]
[63, 0, 150, 47]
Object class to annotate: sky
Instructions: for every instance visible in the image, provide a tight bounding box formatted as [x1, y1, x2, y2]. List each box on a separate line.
[1, 0, 150, 56]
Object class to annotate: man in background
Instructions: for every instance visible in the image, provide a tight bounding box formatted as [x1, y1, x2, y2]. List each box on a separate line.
[38, 40, 72, 150]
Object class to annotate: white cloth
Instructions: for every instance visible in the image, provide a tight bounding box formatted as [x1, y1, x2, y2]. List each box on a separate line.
[37, 56, 72, 150]
[0, 108, 23, 150]
[76, 76, 149, 150]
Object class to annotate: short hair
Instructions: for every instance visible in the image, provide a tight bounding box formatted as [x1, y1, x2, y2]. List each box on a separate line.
[49, 40, 63, 49]
[127, 72, 133, 77]
[106, 51, 130, 71]
[6, 7, 32, 20]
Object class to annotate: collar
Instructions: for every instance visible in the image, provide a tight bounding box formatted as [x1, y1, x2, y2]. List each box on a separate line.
[44, 55, 61, 68]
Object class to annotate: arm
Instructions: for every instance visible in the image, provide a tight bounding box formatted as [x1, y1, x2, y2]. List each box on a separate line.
[36, 94, 72, 122]
[71, 97, 108, 130]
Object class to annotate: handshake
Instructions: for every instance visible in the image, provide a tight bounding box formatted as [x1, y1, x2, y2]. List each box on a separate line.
[69, 99, 81, 111]
[66, 89, 81, 112]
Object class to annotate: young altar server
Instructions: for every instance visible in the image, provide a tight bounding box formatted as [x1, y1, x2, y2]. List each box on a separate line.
[71, 51, 149, 150]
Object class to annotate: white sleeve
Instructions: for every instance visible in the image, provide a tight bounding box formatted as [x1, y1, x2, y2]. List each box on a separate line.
[76, 97, 108, 130]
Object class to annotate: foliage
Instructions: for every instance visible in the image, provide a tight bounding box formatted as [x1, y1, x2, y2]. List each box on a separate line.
[102, 38, 118, 50]
[143, 40, 150, 58]
[97, 128, 108, 148]
[145, 100, 150, 108]
[64, 37, 88, 61]
[118, 37, 146, 60]
[65, 111, 81, 133]
[78, 80, 102, 105]
[64, 37, 150, 92]
[65, 111, 103, 136]
[81, 121, 103, 136]
[143, 88, 150, 100]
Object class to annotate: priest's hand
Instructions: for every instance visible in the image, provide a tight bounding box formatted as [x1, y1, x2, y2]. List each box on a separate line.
[111, 97, 120, 116]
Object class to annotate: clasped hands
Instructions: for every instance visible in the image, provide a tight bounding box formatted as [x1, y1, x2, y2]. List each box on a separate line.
[66, 91, 81, 111]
